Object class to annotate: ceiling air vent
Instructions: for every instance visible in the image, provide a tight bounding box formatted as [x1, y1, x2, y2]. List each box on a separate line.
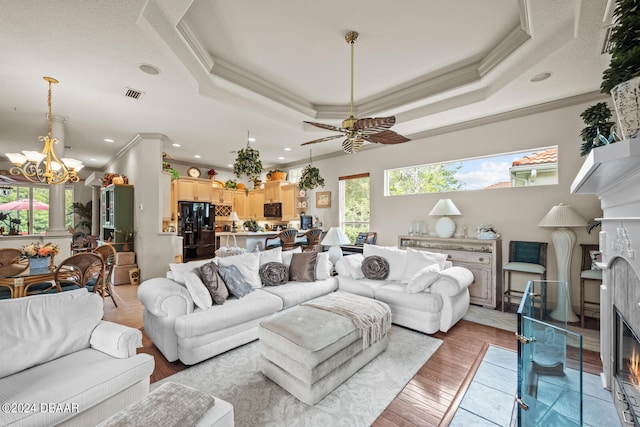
[123, 87, 145, 100]
[601, 25, 615, 54]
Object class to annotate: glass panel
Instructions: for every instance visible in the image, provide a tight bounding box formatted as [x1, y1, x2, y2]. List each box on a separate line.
[517, 281, 583, 426]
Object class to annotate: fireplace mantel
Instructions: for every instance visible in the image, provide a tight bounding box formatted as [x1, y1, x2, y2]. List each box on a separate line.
[571, 137, 640, 424]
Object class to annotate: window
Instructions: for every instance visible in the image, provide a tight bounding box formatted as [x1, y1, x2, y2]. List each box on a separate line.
[288, 167, 303, 184]
[339, 174, 370, 243]
[0, 184, 74, 235]
[385, 146, 558, 196]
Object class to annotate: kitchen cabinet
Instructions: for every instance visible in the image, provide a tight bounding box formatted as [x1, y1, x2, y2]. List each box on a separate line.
[281, 184, 296, 220]
[211, 188, 234, 205]
[161, 172, 172, 222]
[176, 178, 212, 202]
[398, 235, 502, 308]
[263, 181, 284, 203]
[233, 190, 248, 219]
[248, 189, 265, 219]
[101, 184, 134, 249]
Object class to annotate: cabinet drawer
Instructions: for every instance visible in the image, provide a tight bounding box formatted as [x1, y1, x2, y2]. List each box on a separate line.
[446, 250, 491, 265]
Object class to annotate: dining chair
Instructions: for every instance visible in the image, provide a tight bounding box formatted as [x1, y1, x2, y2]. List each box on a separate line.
[265, 229, 299, 251]
[295, 228, 323, 251]
[93, 243, 118, 307]
[0, 248, 28, 298]
[53, 252, 105, 295]
[502, 241, 548, 312]
[580, 244, 602, 328]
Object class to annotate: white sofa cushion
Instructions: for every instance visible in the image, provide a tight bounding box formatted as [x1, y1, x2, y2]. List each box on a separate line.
[363, 244, 406, 281]
[335, 254, 365, 279]
[401, 248, 448, 283]
[374, 282, 443, 313]
[261, 278, 338, 309]
[184, 271, 213, 309]
[0, 348, 154, 427]
[259, 246, 283, 265]
[218, 251, 261, 289]
[90, 320, 144, 359]
[337, 276, 389, 299]
[281, 246, 302, 268]
[405, 264, 442, 293]
[169, 258, 216, 285]
[0, 289, 103, 379]
[315, 251, 332, 280]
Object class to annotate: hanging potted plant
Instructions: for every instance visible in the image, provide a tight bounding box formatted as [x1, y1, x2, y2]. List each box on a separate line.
[579, 102, 618, 156]
[162, 161, 180, 180]
[298, 150, 325, 191]
[233, 133, 263, 186]
[600, 0, 640, 139]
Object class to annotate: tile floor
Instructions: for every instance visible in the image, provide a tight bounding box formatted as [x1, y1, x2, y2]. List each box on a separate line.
[450, 346, 619, 427]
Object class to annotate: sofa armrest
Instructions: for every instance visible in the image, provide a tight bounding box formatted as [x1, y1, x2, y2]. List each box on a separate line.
[138, 277, 194, 318]
[430, 266, 474, 296]
[90, 320, 141, 358]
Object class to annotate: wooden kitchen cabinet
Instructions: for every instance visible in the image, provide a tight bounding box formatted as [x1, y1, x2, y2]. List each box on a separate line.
[248, 189, 265, 219]
[280, 184, 296, 220]
[211, 188, 234, 205]
[176, 178, 212, 202]
[263, 181, 283, 203]
[398, 235, 502, 308]
[233, 190, 248, 219]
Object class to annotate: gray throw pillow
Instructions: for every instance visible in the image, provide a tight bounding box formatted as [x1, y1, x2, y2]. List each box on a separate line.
[362, 255, 389, 280]
[199, 261, 229, 304]
[259, 262, 289, 286]
[217, 264, 253, 298]
[289, 252, 317, 282]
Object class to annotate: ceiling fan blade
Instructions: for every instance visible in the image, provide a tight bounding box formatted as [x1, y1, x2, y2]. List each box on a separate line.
[354, 116, 396, 133]
[362, 130, 411, 144]
[304, 121, 346, 133]
[300, 134, 344, 146]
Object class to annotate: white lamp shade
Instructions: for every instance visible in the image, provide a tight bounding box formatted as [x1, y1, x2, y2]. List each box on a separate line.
[538, 203, 586, 228]
[321, 227, 350, 246]
[229, 211, 240, 222]
[429, 199, 461, 216]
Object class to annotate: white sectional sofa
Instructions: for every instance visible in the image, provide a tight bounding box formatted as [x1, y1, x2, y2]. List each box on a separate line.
[0, 289, 154, 427]
[139, 244, 474, 367]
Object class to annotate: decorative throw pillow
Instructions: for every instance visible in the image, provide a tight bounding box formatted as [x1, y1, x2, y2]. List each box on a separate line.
[405, 264, 442, 293]
[335, 254, 365, 278]
[218, 251, 261, 288]
[401, 248, 448, 283]
[217, 265, 253, 298]
[289, 252, 318, 282]
[259, 262, 289, 286]
[259, 246, 283, 266]
[199, 261, 229, 305]
[361, 255, 389, 280]
[362, 244, 406, 281]
[169, 258, 217, 285]
[281, 246, 302, 268]
[183, 271, 213, 309]
[314, 251, 332, 280]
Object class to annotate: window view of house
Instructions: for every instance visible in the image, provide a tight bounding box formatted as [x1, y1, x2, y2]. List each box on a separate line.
[385, 146, 558, 196]
[339, 174, 370, 243]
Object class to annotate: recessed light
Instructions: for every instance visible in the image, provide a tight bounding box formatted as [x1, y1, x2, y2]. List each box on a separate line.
[278, 156, 285, 160]
[90, 158, 97, 161]
[104, 138, 114, 143]
[248, 137, 256, 142]
[284, 147, 292, 151]
[172, 143, 181, 147]
[530, 72, 552, 83]
[227, 164, 233, 168]
[194, 154, 201, 158]
[139, 64, 161, 75]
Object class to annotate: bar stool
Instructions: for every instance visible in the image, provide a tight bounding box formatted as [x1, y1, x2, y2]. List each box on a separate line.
[502, 241, 548, 312]
[580, 244, 602, 328]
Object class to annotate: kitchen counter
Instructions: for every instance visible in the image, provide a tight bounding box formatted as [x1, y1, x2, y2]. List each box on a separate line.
[216, 231, 305, 251]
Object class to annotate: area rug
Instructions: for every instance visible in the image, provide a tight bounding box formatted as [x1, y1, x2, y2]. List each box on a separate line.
[152, 326, 442, 427]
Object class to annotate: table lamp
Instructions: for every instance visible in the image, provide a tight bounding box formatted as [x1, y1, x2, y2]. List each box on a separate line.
[229, 211, 240, 233]
[538, 203, 586, 322]
[429, 199, 461, 238]
[321, 227, 351, 265]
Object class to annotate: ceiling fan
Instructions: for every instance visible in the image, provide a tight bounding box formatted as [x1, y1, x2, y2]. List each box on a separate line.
[301, 31, 410, 154]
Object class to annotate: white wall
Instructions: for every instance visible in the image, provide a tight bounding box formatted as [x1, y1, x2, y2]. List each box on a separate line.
[301, 101, 603, 311]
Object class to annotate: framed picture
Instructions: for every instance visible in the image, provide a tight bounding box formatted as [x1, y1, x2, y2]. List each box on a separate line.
[316, 191, 331, 208]
[590, 250, 602, 270]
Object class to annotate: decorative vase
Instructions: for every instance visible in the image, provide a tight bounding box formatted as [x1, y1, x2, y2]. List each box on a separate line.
[122, 242, 131, 252]
[611, 76, 640, 140]
[29, 256, 50, 271]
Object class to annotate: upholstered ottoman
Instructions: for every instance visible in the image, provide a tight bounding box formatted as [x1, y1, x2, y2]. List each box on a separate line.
[258, 291, 391, 405]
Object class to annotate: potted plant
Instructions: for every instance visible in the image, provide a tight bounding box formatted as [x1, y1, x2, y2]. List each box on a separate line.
[243, 218, 260, 232]
[233, 143, 263, 183]
[299, 164, 325, 191]
[600, 0, 640, 139]
[224, 179, 238, 189]
[579, 102, 617, 156]
[207, 168, 218, 180]
[266, 169, 287, 182]
[162, 161, 180, 180]
[69, 201, 92, 242]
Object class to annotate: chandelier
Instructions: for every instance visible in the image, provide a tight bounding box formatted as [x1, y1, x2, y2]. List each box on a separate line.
[6, 77, 83, 184]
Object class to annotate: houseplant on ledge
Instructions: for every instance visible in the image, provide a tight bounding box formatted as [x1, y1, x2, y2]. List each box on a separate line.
[600, 0, 640, 139]
[579, 102, 617, 156]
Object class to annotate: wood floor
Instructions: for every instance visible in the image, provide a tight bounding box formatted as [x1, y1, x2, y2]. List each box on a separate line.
[104, 285, 603, 427]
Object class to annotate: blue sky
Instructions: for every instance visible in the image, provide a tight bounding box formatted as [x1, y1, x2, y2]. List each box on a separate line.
[450, 150, 543, 190]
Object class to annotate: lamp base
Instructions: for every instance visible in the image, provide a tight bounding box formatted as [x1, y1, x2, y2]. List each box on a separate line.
[328, 246, 344, 265]
[435, 216, 456, 238]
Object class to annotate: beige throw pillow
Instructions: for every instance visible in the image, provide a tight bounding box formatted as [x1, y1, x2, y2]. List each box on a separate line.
[289, 252, 317, 282]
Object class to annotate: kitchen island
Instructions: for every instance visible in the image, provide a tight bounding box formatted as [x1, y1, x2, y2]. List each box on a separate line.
[217, 231, 306, 252]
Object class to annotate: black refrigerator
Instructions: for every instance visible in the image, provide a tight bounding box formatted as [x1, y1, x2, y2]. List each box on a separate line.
[178, 202, 216, 262]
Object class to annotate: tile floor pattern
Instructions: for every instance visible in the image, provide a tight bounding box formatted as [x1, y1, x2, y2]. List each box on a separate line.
[450, 346, 619, 427]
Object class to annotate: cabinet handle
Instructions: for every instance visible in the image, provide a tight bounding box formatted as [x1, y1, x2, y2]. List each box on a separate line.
[479, 257, 484, 262]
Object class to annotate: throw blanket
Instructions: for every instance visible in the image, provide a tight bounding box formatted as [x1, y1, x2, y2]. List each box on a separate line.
[302, 292, 391, 349]
[98, 382, 215, 427]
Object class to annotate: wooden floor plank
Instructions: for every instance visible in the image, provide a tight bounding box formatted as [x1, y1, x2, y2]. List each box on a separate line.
[104, 285, 604, 426]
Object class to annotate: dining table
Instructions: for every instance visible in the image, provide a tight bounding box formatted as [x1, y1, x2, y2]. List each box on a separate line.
[0, 264, 72, 298]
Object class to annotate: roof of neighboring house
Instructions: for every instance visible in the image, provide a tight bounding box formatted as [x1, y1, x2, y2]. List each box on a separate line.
[512, 148, 558, 166]
[484, 181, 511, 189]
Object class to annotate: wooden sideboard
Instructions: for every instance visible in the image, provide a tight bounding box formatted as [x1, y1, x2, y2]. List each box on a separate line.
[398, 235, 502, 308]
